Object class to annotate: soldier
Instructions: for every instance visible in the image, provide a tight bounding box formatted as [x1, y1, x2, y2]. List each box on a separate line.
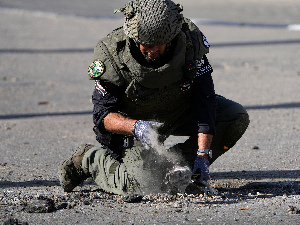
[59, 0, 249, 195]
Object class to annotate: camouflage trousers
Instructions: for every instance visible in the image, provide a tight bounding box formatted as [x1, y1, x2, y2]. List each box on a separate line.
[81, 95, 250, 195]
[82, 145, 173, 195]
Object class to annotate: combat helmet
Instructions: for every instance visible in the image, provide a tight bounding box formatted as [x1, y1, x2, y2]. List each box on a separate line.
[115, 0, 183, 46]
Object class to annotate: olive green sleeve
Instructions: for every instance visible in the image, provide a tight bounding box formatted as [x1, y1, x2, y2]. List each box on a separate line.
[183, 18, 210, 60]
[87, 28, 126, 86]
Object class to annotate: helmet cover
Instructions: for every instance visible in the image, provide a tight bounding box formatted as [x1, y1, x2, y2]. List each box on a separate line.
[117, 0, 183, 46]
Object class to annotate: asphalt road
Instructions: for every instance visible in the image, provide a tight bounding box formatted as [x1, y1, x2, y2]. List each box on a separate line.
[0, 0, 300, 224]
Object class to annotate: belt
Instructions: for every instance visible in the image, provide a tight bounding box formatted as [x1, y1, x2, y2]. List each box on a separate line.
[122, 136, 135, 148]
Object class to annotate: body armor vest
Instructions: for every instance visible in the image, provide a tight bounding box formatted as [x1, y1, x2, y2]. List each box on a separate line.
[89, 18, 209, 127]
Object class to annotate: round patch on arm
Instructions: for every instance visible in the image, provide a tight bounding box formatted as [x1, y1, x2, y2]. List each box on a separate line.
[88, 61, 105, 78]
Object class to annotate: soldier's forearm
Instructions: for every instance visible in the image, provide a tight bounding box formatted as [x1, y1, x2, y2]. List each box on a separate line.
[197, 133, 213, 160]
[103, 113, 137, 136]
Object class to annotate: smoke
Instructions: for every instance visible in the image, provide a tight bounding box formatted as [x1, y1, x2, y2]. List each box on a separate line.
[147, 124, 182, 164]
[146, 125, 192, 193]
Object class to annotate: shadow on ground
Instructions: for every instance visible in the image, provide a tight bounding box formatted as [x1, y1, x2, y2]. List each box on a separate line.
[211, 170, 300, 180]
[1, 101, 300, 120]
[186, 170, 300, 204]
[1, 169, 298, 188]
[0, 180, 60, 188]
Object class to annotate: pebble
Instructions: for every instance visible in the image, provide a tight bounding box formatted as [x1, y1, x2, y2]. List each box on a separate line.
[3, 218, 28, 225]
[122, 194, 143, 203]
[22, 196, 55, 213]
[288, 206, 300, 214]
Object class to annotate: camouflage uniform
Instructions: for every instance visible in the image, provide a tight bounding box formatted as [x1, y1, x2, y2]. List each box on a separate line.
[60, 0, 249, 195]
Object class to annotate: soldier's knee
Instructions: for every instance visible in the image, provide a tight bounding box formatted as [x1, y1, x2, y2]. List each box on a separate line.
[213, 96, 250, 155]
[226, 101, 250, 130]
[216, 95, 249, 123]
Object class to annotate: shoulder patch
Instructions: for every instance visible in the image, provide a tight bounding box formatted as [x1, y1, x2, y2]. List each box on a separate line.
[202, 33, 210, 48]
[88, 60, 106, 79]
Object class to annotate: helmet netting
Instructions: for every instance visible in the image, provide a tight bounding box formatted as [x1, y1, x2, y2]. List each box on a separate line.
[123, 0, 183, 46]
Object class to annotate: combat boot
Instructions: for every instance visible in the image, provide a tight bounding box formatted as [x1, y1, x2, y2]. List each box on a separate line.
[59, 144, 94, 192]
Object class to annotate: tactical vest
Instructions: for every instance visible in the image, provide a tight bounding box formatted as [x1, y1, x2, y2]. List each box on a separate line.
[88, 18, 209, 127]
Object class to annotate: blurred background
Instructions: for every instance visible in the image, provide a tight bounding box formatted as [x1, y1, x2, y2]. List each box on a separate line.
[1, 0, 300, 23]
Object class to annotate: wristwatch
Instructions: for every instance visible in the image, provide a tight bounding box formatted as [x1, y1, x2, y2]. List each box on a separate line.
[197, 149, 212, 159]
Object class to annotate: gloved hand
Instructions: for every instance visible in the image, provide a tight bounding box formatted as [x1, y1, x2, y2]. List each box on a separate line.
[132, 120, 162, 149]
[192, 156, 210, 182]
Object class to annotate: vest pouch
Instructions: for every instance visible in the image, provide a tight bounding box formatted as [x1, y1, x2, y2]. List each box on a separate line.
[120, 79, 191, 128]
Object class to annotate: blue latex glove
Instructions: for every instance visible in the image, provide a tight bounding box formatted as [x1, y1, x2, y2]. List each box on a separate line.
[192, 156, 210, 181]
[132, 120, 162, 149]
